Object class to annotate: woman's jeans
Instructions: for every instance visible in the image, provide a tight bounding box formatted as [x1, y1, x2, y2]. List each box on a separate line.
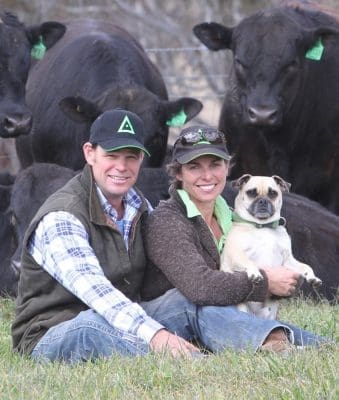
[31, 289, 327, 363]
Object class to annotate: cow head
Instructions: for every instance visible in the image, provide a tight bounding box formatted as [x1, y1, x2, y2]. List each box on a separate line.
[193, 7, 339, 129]
[59, 92, 203, 167]
[0, 12, 65, 138]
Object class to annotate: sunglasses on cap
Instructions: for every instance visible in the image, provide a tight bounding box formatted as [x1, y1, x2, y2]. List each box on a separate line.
[174, 128, 226, 146]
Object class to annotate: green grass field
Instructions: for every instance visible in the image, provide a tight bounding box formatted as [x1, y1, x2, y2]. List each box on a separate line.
[0, 297, 337, 400]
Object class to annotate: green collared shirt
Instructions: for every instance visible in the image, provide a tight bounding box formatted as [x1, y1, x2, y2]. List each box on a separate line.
[177, 189, 233, 253]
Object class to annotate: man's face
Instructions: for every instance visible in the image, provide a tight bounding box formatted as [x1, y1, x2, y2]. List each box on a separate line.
[83, 144, 144, 207]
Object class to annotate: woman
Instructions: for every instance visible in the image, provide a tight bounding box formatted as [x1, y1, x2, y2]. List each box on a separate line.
[141, 124, 327, 353]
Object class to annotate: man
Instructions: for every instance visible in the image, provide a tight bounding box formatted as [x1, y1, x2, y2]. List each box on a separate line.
[12, 109, 198, 363]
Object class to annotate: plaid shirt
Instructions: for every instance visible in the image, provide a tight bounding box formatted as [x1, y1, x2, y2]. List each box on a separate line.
[28, 186, 162, 344]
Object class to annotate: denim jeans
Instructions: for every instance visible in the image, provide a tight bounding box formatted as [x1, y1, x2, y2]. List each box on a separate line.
[31, 288, 327, 363]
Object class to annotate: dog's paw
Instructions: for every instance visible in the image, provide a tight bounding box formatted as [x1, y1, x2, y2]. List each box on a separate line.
[308, 277, 322, 288]
[303, 268, 322, 287]
[246, 268, 263, 283]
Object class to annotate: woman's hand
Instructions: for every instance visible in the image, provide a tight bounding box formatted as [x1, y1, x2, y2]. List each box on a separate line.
[261, 266, 301, 297]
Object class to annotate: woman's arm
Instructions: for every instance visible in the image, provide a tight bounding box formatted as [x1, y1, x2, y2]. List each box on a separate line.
[145, 209, 269, 306]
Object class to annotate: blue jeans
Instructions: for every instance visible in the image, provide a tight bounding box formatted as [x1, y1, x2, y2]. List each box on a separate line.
[31, 289, 327, 363]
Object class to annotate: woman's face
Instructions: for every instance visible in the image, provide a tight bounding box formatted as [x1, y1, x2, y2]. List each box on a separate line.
[176, 155, 229, 207]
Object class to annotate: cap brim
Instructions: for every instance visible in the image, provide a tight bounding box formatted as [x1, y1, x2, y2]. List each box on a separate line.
[176, 148, 231, 164]
[100, 138, 150, 156]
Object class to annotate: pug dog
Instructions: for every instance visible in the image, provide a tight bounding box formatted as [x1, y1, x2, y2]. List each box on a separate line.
[220, 174, 322, 319]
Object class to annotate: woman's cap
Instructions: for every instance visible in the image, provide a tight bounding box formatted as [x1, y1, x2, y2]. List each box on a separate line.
[89, 109, 150, 156]
[172, 125, 231, 164]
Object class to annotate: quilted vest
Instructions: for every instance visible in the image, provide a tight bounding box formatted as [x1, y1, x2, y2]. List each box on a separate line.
[12, 164, 149, 354]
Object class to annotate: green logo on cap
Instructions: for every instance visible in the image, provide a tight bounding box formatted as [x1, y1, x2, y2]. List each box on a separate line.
[117, 115, 135, 134]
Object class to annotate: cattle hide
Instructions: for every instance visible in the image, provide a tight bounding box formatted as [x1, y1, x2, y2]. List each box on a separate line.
[0, 209, 17, 296]
[9, 163, 77, 276]
[136, 167, 169, 208]
[194, 2, 339, 215]
[16, 19, 202, 170]
[0, 11, 65, 138]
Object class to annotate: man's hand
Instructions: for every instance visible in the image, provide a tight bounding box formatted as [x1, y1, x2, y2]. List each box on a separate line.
[261, 266, 301, 297]
[150, 329, 201, 358]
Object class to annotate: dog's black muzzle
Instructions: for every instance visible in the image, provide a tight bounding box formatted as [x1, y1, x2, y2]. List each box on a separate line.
[249, 197, 275, 219]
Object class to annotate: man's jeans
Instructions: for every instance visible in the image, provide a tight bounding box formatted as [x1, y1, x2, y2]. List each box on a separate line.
[31, 289, 327, 363]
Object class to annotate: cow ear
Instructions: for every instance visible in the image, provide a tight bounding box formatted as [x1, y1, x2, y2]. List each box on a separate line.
[27, 21, 66, 51]
[165, 97, 203, 127]
[59, 96, 102, 123]
[303, 27, 339, 61]
[193, 22, 233, 51]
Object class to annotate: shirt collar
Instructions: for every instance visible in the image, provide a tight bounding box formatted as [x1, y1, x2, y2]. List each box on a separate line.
[96, 185, 142, 221]
[177, 189, 232, 237]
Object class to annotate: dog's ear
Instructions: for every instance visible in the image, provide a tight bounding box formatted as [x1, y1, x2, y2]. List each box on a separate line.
[272, 175, 291, 192]
[232, 174, 252, 189]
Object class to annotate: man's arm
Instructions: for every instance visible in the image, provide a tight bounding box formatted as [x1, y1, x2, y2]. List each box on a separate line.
[29, 211, 199, 356]
[29, 211, 163, 343]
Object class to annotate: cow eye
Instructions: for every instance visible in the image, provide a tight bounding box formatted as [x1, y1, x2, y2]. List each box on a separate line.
[282, 60, 298, 78]
[268, 188, 278, 198]
[246, 188, 257, 198]
[234, 59, 247, 82]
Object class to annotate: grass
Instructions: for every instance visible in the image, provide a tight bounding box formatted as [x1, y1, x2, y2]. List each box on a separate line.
[0, 297, 337, 400]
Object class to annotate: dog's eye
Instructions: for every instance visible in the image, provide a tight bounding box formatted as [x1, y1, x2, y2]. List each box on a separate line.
[246, 189, 258, 198]
[268, 188, 278, 198]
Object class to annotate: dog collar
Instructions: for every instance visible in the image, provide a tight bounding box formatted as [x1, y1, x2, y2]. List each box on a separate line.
[232, 211, 286, 229]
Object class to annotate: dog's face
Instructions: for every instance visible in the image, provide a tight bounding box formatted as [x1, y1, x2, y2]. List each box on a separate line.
[233, 175, 290, 223]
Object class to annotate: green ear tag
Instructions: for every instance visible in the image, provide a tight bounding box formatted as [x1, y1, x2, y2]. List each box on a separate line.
[31, 36, 47, 60]
[305, 38, 324, 61]
[166, 109, 187, 127]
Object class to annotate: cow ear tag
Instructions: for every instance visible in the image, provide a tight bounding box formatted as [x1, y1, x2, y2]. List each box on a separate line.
[31, 36, 47, 60]
[166, 109, 187, 127]
[305, 38, 324, 61]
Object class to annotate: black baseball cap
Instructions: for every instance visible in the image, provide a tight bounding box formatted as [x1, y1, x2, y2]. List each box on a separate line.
[172, 125, 231, 164]
[89, 109, 150, 156]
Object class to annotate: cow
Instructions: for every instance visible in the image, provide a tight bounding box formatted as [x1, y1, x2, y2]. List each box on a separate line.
[16, 19, 202, 170]
[0, 171, 14, 211]
[0, 11, 65, 138]
[0, 171, 16, 296]
[9, 163, 77, 276]
[193, 2, 339, 214]
[0, 208, 17, 296]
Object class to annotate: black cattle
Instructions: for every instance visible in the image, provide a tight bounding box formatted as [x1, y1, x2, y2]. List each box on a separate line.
[16, 19, 202, 170]
[0, 172, 14, 211]
[0, 11, 65, 138]
[136, 167, 169, 208]
[0, 209, 17, 296]
[9, 163, 77, 274]
[193, 2, 339, 214]
[0, 171, 16, 295]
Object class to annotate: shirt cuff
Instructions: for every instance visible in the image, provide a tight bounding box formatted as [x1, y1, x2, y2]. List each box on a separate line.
[137, 316, 164, 344]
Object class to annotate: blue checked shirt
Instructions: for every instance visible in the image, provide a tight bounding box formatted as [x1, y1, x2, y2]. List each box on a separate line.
[28, 186, 163, 344]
